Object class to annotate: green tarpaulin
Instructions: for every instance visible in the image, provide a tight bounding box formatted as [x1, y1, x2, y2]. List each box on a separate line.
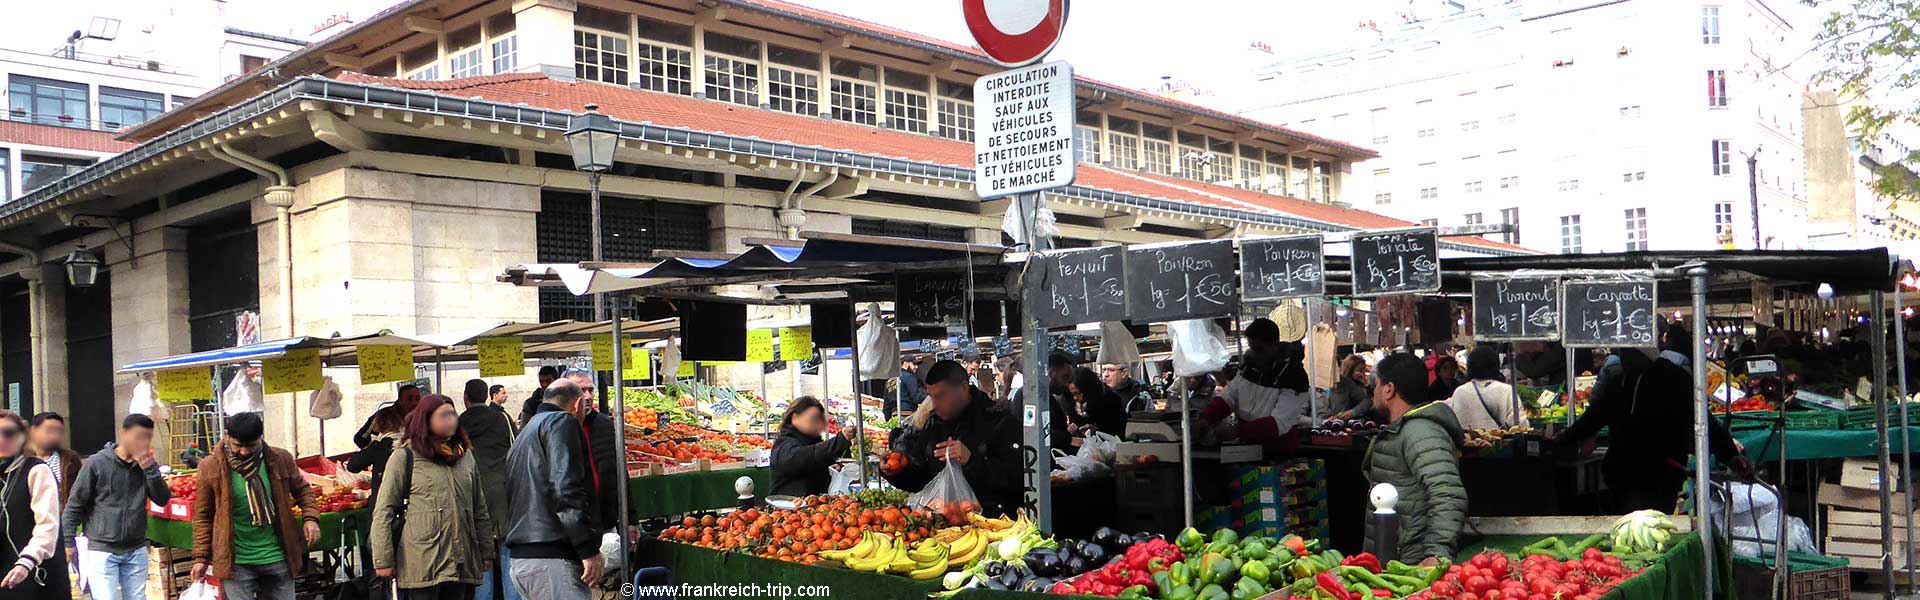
[1734, 426, 1920, 462]
[629, 467, 769, 519]
[147, 508, 368, 550]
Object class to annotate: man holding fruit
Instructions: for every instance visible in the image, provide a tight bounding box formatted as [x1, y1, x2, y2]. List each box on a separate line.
[882, 360, 1021, 517]
[62, 414, 169, 600]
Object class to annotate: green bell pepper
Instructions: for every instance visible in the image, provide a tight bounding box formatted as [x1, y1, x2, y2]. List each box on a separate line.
[1212, 529, 1240, 546]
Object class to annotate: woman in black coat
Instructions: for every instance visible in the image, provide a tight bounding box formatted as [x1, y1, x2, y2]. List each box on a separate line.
[1067, 367, 1127, 436]
[769, 397, 852, 497]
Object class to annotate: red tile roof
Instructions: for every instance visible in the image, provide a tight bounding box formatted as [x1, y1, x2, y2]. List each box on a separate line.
[0, 120, 134, 154]
[336, 73, 1523, 253]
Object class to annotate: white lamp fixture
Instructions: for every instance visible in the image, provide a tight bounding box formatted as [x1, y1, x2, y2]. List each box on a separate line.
[565, 103, 618, 172]
[64, 246, 100, 289]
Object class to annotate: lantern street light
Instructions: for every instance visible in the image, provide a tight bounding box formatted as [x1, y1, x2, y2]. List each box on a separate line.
[566, 103, 618, 321]
[64, 246, 100, 289]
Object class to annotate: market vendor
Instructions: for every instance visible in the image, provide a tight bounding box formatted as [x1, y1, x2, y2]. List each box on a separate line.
[769, 397, 853, 497]
[1197, 318, 1311, 449]
[1561, 347, 1752, 511]
[1066, 367, 1126, 435]
[1327, 355, 1375, 421]
[1445, 345, 1528, 431]
[883, 360, 1022, 517]
[1363, 353, 1466, 562]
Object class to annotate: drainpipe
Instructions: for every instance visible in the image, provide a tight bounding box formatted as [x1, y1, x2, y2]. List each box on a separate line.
[18, 269, 42, 415]
[780, 169, 839, 238]
[213, 145, 299, 451]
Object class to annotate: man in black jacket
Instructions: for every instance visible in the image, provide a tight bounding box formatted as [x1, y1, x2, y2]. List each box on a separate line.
[353, 384, 421, 449]
[461, 379, 520, 600]
[1562, 348, 1752, 511]
[561, 370, 624, 530]
[883, 360, 1023, 517]
[505, 379, 602, 600]
[64, 414, 170, 600]
[518, 366, 562, 428]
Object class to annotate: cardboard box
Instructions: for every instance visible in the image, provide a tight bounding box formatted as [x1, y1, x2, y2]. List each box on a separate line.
[1115, 442, 1182, 464]
[1841, 458, 1904, 492]
[1819, 483, 1908, 512]
[1231, 465, 1281, 491]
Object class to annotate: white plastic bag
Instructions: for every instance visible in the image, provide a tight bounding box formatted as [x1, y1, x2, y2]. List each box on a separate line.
[127, 376, 163, 423]
[857, 303, 900, 379]
[1002, 201, 1058, 247]
[180, 580, 219, 600]
[1051, 452, 1109, 482]
[221, 372, 263, 416]
[1168, 318, 1231, 377]
[600, 531, 625, 571]
[661, 342, 684, 385]
[307, 377, 343, 420]
[1079, 431, 1122, 464]
[827, 462, 855, 496]
[1096, 322, 1141, 365]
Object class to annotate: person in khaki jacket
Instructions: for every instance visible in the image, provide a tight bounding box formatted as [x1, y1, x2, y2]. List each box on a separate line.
[372, 395, 496, 600]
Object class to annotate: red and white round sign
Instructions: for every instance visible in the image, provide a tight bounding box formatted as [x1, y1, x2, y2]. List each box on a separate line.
[961, 0, 1068, 67]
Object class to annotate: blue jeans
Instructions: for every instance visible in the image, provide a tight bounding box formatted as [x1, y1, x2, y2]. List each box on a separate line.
[79, 546, 147, 600]
[474, 546, 520, 600]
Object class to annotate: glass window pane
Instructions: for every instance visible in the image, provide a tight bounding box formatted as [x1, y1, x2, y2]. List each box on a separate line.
[635, 16, 691, 45]
[768, 45, 819, 70]
[98, 87, 164, 130]
[8, 75, 88, 129]
[704, 31, 759, 58]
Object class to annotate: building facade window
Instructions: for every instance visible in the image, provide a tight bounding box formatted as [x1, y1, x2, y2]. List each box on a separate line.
[829, 58, 879, 125]
[767, 45, 821, 115]
[1263, 150, 1289, 194]
[1420, 218, 1439, 227]
[1712, 140, 1732, 175]
[1209, 139, 1237, 184]
[1419, 187, 1438, 200]
[0, 152, 9, 201]
[935, 80, 973, 142]
[882, 69, 930, 134]
[1702, 6, 1721, 44]
[1714, 201, 1735, 239]
[1624, 207, 1648, 250]
[8, 76, 87, 128]
[1290, 156, 1311, 198]
[1417, 128, 1435, 138]
[1106, 116, 1141, 170]
[1464, 212, 1482, 225]
[19, 154, 89, 194]
[1464, 180, 1483, 193]
[1460, 120, 1479, 132]
[1497, 112, 1517, 126]
[97, 87, 163, 130]
[445, 25, 485, 79]
[1313, 160, 1332, 201]
[402, 42, 440, 81]
[1376, 193, 1392, 205]
[1074, 111, 1103, 164]
[574, 29, 629, 85]
[1501, 207, 1521, 244]
[1499, 176, 1519, 189]
[1707, 70, 1728, 107]
[487, 12, 517, 73]
[1138, 124, 1171, 175]
[1560, 215, 1583, 253]
[1619, 105, 1642, 118]
[632, 17, 692, 95]
[701, 32, 760, 106]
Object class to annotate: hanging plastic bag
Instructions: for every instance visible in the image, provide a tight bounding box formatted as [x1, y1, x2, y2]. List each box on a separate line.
[661, 342, 684, 385]
[180, 579, 220, 600]
[1001, 200, 1058, 248]
[600, 531, 625, 572]
[1168, 318, 1231, 377]
[1079, 431, 1122, 464]
[127, 376, 163, 423]
[908, 454, 980, 524]
[308, 376, 343, 421]
[857, 303, 899, 379]
[827, 462, 855, 496]
[1095, 322, 1141, 365]
[221, 372, 264, 416]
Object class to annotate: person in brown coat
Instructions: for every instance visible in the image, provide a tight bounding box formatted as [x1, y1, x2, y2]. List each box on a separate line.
[189, 413, 320, 600]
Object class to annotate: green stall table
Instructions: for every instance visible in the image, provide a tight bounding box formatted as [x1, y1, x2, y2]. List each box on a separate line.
[1733, 426, 1920, 462]
[147, 507, 370, 550]
[628, 467, 769, 519]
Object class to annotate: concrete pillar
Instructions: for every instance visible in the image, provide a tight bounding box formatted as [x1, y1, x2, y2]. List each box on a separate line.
[708, 204, 779, 253]
[34, 264, 66, 418]
[108, 227, 192, 448]
[512, 0, 579, 81]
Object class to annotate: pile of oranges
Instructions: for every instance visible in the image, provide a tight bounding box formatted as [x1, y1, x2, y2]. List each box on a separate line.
[660, 495, 943, 564]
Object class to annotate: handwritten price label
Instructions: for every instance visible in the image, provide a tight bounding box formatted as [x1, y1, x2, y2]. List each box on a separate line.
[357, 345, 414, 385]
[262, 349, 322, 395]
[625, 346, 651, 381]
[779, 327, 814, 361]
[477, 337, 524, 377]
[156, 367, 212, 402]
[746, 329, 775, 363]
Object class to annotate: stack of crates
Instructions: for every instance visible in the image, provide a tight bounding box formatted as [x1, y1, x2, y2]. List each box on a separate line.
[145, 547, 195, 600]
[1282, 459, 1331, 545]
[1190, 459, 1330, 545]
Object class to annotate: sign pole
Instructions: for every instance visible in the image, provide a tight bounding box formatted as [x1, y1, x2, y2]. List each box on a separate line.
[850, 305, 866, 487]
[1017, 191, 1054, 531]
[609, 307, 631, 593]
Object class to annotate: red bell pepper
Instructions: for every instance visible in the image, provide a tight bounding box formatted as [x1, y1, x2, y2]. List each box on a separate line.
[1283, 537, 1309, 558]
[1316, 571, 1353, 600]
[1341, 552, 1382, 574]
[1372, 590, 1392, 598]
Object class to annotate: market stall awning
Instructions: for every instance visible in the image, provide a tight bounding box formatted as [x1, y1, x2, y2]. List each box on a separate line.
[503, 233, 1007, 298]
[117, 337, 339, 373]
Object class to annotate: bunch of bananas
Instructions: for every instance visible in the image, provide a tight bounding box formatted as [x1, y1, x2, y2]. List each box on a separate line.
[819, 532, 953, 580]
[967, 511, 1034, 542]
[1611, 509, 1676, 553]
[936, 526, 988, 567]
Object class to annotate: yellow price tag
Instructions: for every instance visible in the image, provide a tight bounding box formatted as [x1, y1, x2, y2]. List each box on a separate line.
[625, 346, 651, 381]
[357, 345, 415, 385]
[156, 367, 212, 402]
[477, 337, 524, 377]
[779, 327, 814, 361]
[262, 349, 322, 395]
[677, 359, 696, 378]
[746, 329, 775, 363]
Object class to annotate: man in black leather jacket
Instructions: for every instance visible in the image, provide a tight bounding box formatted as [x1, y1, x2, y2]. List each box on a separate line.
[504, 379, 603, 600]
[883, 360, 1023, 517]
[561, 370, 625, 530]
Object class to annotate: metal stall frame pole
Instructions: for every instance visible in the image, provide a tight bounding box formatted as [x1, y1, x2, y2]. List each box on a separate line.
[1177, 375, 1192, 529]
[1017, 191, 1054, 531]
[1688, 267, 1715, 599]
[433, 349, 444, 394]
[1897, 284, 1915, 592]
[850, 304, 866, 487]
[1872, 290, 1896, 600]
[610, 307, 632, 591]
[1565, 345, 1576, 418]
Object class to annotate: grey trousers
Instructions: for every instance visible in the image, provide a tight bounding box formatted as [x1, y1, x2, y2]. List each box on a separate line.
[509, 558, 591, 600]
[222, 562, 295, 600]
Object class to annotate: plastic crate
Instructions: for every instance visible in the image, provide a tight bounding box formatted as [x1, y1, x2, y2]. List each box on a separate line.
[1731, 553, 1850, 600]
[1784, 410, 1842, 430]
[1839, 405, 1920, 430]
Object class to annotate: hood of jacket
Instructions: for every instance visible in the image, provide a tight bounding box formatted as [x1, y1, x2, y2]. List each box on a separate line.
[1392, 401, 1465, 446]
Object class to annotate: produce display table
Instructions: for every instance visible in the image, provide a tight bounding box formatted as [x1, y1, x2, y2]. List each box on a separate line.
[628, 467, 769, 519]
[146, 507, 369, 550]
[1457, 533, 1722, 600]
[1733, 426, 1920, 462]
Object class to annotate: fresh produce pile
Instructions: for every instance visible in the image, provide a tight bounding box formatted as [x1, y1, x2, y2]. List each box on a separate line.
[310, 485, 368, 513]
[1310, 419, 1383, 438]
[852, 487, 909, 508]
[658, 494, 947, 564]
[942, 525, 1162, 595]
[165, 472, 368, 514]
[628, 440, 736, 463]
[165, 473, 197, 502]
[624, 389, 697, 426]
[1461, 425, 1531, 449]
[1517, 385, 1572, 422]
[1402, 548, 1637, 600]
[1608, 510, 1676, 555]
[1713, 396, 1775, 414]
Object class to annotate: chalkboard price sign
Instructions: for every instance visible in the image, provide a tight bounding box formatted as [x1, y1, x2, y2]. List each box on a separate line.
[1240, 235, 1325, 300]
[1562, 279, 1659, 348]
[1350, 228, 1441, 297]
[895, 271, 969, 327]
[1125, 240, 1238, 323]
[1030, 246, 1128, 329]
[1472, 277, 1561, 341]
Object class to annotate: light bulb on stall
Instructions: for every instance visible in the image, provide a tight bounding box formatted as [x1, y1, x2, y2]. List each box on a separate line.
[1817, 283, 1835, 299]
[1335, 305, 1350, 318]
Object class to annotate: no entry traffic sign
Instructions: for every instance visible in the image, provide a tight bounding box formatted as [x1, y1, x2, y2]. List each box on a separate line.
[961, 0, 1068, 67]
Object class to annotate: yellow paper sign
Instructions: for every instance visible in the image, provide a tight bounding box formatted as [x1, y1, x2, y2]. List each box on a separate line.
[779, 327, 814, 361]
[590, 334, 615, 367]
[746, 329, 775, 363]
[477, 337, 524, 377]
[625, 346, 651, 381]
[357, 345, 415, 385]
[677, 359, 696, 378]
[262, 349, 322, 395]
[156, 367, 212, 402]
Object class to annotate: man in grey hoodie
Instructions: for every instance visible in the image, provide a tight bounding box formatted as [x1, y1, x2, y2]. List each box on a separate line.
[63, 414, 170, 600]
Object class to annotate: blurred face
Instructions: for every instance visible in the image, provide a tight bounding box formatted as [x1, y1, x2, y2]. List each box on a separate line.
[1048, 365, 1072, 390]
[1068, 382, 1086, 405]
[429, 404, 458, 438]
[793, 406, 826, 437]
[28, 420, 64, 452]
[927, 380, 971, 421]
[118, 425, 154, 456]
[491, 388, 508, 404]
[1101, 365, 1128, 388]
[0, 422, 22, 457]
[538, 373, 558, 388]
[1352, 363, 1372, 383]
[1371, 378, 1394, 412]
[397, 387, 423, 413]
[1438, 362, 1457, 379]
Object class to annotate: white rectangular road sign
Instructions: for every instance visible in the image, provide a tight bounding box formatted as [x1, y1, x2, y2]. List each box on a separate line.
[973, 60, 1076, 199]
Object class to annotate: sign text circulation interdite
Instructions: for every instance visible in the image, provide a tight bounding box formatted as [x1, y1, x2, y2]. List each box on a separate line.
[973, 60, 1076, 199]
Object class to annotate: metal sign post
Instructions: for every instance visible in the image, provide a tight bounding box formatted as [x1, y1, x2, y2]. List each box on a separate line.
[1017, 192, 1053, 531]
[1687, 266, 1715, 599]
[610, 311, 631, 592]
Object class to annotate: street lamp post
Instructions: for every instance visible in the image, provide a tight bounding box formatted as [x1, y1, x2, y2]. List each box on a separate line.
[565, 103, 629, 588]
[63, 246, 101, 289]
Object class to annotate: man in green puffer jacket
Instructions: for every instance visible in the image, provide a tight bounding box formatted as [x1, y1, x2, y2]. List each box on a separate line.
[1362, 352, 1468, 562]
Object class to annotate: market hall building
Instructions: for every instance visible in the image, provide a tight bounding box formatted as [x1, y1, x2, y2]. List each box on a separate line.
[0, 0, 1524, 454]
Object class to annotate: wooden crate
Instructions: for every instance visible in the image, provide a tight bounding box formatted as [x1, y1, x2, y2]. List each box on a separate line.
[145, 547, 194, 600]
[1823, 506, 1920, 570]
[1817, 483, 1908, 512]
[1841, 458, 1904, 491]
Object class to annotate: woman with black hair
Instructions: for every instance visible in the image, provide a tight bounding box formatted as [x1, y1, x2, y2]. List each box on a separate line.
[1428, 355, 1463, 404]
[1445, 346, 1526, 431]
[769, 397, 852, 497]
[1066, 367, 1126, 435]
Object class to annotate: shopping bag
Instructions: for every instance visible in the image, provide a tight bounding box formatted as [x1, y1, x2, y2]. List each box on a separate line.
[1168, 318, 1231, 377]
[826, 462, 855, 495]
[181, 579, 221, 600]
[907, 453, 980, 524]
[221, 373, 264, 416]
[308, 377, 343, 420]
[1095, 322, 1141, 365]
[857, 304, 899, 378]
[127, 376, 163, 423]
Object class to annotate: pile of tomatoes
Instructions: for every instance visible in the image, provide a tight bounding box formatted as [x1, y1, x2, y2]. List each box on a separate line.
[165, 474, 197, 503]
[1716, 396, 1775, 414]
[1407, 549, 1638, 600]
[659, 495, 943, 564]
[311, 486, 366, 513]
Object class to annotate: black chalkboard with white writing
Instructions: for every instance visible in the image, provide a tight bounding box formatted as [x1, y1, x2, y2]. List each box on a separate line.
[1240, 235, 1325, 300]
[1562, 279, 1659, 348]
[1472, 277, 1561, 341]
[1030, 246, 1128, 329]
[1350, 228, 1441, 297]
[1124, 240, 1238, 323]
[894, 271, 969, 327]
